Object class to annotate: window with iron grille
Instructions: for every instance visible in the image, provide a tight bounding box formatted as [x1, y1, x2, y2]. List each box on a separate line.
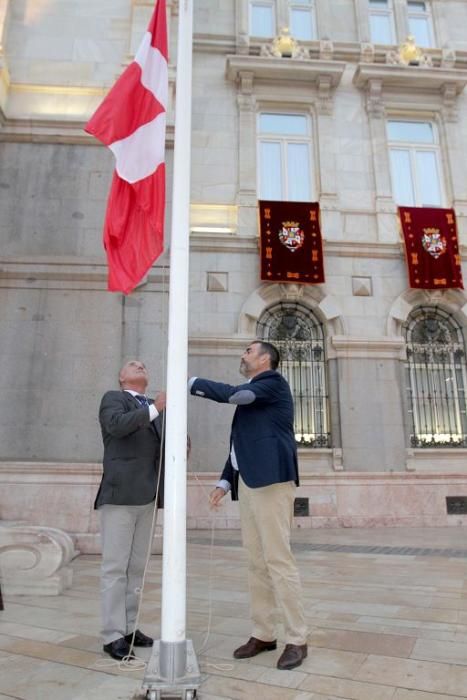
[404, 307, 467, 447]
[257, 302, 331, 447]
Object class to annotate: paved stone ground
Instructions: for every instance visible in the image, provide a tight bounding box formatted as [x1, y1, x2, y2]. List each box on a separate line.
[2, 527, 467, 699]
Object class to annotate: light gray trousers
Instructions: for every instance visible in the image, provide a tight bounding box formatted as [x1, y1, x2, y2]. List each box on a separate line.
[99, 502, 155, 644]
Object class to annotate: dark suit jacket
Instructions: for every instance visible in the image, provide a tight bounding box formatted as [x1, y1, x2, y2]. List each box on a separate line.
[190, 370, 298, 500]
[94, 390, 164, 509]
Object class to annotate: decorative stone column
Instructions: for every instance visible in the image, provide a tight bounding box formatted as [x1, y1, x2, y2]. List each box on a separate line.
[235, 0, 250, 55]
[331, 336, 407, 472]
[0, 523, 78, 596]
[0, 0, 10, 112]
[393, 0, 410, 43]
[439, 63, 467, 240]
[365, 78, 397, 242]
[236, 71, 257, 236]
[431, 0, 450, 48]
[354, 0, 371, 43]
[315, 42, 342, 240]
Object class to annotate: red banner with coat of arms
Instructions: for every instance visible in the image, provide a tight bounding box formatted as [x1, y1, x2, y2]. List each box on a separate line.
[259, 200, 325, 284]
[399, 206, 464, 290]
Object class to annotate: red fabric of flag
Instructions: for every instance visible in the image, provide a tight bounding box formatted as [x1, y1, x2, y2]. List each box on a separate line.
[399, 206, 464, 290]
[85, 0, 168, 294]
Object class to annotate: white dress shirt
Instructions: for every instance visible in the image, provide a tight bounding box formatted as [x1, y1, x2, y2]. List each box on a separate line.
[188, 377, 244, 494]
[124, 389, 159, 422]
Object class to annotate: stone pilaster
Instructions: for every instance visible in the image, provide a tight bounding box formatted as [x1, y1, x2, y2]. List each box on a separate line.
[365, 79, 397, 242]
[393, 0, 410, 43]
[353, 0, 372, 43]
[236, 70, 257, 236]
[235, 0, 249, 55]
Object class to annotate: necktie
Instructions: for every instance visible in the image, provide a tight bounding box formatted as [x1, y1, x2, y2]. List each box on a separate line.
[135, 394, 158, 434]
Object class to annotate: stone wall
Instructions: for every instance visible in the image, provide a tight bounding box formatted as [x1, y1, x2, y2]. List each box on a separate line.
[1, 0, 467, 533]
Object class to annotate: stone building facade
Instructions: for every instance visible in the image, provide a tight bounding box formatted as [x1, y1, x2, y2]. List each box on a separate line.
[1, 0, 467, 551]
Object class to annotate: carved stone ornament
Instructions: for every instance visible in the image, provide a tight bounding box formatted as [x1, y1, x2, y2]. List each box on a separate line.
[441, 48, 456, 69]
[386, 36, 433, 67]
[360, 42, 375, 64]
[238, 70, 254, 94]
[317, 75, 333, 116]
[0, 524, 77, 595]
[260, 27, 309, 60]
[279, 283, 305, 301]
[366, 78, 384, 118]
[442, 82, 458, 122]
[319, 39, 334, 61]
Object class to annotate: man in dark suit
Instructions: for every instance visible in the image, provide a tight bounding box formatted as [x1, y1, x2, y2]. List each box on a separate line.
[189, 341, 308, 670]
[96, 359, 165, 660]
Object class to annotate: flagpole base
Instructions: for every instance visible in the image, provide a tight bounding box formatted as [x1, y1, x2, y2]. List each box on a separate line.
[142, 639, 200, 700]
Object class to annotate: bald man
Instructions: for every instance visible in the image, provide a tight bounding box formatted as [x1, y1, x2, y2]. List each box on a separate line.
[96, 360, 166, 660]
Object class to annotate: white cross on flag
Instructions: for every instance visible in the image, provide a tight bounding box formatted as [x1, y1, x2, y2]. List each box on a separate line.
[85, 0, 168, 294]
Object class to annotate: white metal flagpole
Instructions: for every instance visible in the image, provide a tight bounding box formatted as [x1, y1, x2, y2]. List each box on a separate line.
[143, 0, 199, 697]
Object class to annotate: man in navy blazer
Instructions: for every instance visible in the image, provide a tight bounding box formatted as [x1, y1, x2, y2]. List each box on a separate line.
[190, 340, 308, 670]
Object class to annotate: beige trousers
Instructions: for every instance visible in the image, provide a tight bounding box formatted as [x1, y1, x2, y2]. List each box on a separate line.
[238, 477, 308, 646]
[99, 502, 154, 644]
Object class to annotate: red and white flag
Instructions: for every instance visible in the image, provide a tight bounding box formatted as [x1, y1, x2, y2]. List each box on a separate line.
[85, 0, 168, 294]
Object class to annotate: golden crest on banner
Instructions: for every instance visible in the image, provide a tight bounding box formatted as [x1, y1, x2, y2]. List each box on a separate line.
[278, 221, 305, 252]
[422, 228, 447, 259]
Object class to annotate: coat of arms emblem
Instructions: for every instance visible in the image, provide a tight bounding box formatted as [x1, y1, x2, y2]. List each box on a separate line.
[422, 228, 447, 259]
[278, 221, 304, 252]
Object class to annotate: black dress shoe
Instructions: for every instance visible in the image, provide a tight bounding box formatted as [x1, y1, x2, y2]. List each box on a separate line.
[277, 643, 308, 670]
[233, 636, 277, 659]
[125, 629, 153, 647]
[103, 637, 135, 660]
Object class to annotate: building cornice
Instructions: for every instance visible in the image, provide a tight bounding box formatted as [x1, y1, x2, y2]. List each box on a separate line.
[226, 54, 346, 88]
[4, 461, 467, 483]
[188, 336, 252, 355]
[0, 256, 170, 291]
[353, 61, 467, 94]
[331, 335, 405, 359]
[0, 117, 175, 146]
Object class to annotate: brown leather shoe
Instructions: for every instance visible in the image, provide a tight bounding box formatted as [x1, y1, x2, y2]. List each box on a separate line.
[277, 643, 308, 670]
[233, 636, 277, 659]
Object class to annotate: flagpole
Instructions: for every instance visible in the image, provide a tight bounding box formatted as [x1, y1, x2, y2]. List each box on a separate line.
[143, 0, 199, 696]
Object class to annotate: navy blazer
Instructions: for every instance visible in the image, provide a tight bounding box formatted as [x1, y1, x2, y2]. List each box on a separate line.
[191, 370, 299, 499]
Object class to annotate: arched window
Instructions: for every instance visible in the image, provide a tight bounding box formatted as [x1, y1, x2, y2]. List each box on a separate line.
[257, 302, 331, 447]
[404, 306, 467, 447]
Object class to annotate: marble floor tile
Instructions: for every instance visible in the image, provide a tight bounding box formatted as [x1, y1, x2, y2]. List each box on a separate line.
[298, 673, 396, 700]
[2, 527, 467, 699]
[0, 634, 99, 668]
[200, 674, 304, 699]
[410, 637, 467, 666]
[255, 666, 307, 689]
[309, 627, 416, 657]
[355, 654, 467, 696]
[393, 691, 466, 700]
[199, 656, 266, 682]
[299, 647, 367, 678]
